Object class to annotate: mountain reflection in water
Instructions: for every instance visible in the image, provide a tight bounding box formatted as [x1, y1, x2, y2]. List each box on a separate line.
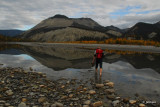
[0, 44, 160, 102]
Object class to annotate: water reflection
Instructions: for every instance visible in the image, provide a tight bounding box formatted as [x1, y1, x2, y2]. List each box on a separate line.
[95, 71, 102, 84]
[0, 44, 160, 102]
[1, 44, 160, 72]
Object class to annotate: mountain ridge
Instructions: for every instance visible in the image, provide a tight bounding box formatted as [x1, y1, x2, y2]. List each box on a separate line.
[20, 14, 110, 41]
[125, 21, 160, 41]
[4, 14, 160, 42]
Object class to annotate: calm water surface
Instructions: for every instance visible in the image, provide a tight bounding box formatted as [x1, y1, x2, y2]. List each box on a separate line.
[0, 44, 160, 102]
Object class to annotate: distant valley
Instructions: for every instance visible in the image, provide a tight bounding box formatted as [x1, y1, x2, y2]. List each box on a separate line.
[0, 30, 24, 37]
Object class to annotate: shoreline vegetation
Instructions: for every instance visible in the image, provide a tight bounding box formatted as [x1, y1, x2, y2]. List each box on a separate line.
[1, 34, 160, 47]
[47, 38, 160, 47]
[0, 67, 159, 107]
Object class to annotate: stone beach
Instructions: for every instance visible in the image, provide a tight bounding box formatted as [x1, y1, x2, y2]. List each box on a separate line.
[0, 67, 159, 107]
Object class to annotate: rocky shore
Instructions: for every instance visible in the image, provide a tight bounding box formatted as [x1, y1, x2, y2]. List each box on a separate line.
[0, 67, 159, 107]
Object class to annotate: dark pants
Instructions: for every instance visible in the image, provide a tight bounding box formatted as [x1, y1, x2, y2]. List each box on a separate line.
[95, 58, 102, 69]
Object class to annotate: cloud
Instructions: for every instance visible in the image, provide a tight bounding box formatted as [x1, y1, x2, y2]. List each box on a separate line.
[0, 0, 160, 30]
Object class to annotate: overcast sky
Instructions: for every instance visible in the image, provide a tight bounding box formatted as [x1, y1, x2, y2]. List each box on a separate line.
[0, 0, 160, 30]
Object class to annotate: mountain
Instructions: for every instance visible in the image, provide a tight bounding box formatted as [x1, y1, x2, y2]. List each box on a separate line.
[105, 25, 122, 32]
[0, 30, 24, 37]
[155, 21, 160, 29]
[105, 25, 123, 38]
[20, 14, 110, 42]
[125, 22, 160, 41]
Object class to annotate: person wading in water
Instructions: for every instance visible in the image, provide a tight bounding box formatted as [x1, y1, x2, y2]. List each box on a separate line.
[92, 47, 104, 76]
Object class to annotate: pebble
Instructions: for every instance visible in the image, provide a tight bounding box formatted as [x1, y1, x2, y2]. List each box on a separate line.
[123, 98, 129, 103]
[83, 100, 91, 105]
[105, 89, 115, 94]
[61, 85, 65, 88]
[89, 90, 96, 95]
[22, 98, 27, 102]
[43, 102, 50, 107]
[38, 97, 46, 103]
[83, 88, 87, 91]
[69, 94, 74, 98]
[129, 100, 137, 104]
[0, 100, 5, 104]
[83, 105, 89, 107]
[51, 104, 56, 107]
[55, 102, 63, 107]
[6, 90, 13, 96]
[71, 98, 79, 101]
[96, 84, 104, 88]
[112, 100, 120, 107]
[139, 103, 145, 107]
[5, 103, 10, 106]
[18, 102, 27, 107]
[107, 94, 116, 100]
[92, 101, 103, 107]
[105, 82, 114, 87]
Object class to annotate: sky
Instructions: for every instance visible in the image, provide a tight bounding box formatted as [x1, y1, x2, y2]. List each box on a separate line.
[0, 0, 160, 30]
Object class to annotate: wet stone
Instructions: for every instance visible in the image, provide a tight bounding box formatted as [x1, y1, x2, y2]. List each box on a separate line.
[55, 102, 63, 107]
[83, 100, 91, 105]
[92, 101, 103, 107]
[5, 103, 10, 106]
[6, 89, 13, 96]
[107, 94, 116, 100]
[69, 94, 74, 98]
[112, 100, 120, 107]
[105, 82, 114, 87]
[89, 90, 96, 95]
[83, 105, 89, 107]
[129, 100, 137, 104]
[43, 102, 50, 107]
[18, 102, 27, 107]
[71, 98, 79, 101]
[96, 84, 104, 88]
[105, 89, 115, 94]
[123, 98, 129, 103]
[38, 97, 46, 103]
[0, 100, 5, 104]
[139, 103, 145, 107]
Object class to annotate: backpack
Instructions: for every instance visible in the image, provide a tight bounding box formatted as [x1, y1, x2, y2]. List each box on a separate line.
[96, 49, 103, 58]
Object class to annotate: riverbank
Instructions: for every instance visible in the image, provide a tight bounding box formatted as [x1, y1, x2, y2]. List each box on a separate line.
[0, 67, 159, 107]
[4, 42, 160, 53]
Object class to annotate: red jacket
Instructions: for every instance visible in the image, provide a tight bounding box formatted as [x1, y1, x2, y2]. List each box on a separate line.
[95, 48, 103, 58]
